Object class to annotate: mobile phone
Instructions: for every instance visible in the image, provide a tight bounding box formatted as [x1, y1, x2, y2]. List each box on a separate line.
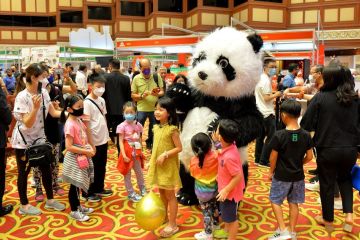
[37, 82, 42, 94]
[152, 87, 160, 93]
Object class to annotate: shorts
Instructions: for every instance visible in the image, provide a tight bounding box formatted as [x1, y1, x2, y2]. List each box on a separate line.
[269, 178, 305, 205]
[219, 199, 238, 223]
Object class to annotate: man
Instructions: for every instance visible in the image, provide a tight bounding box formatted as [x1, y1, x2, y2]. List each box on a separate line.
[254, 57, 282, 167]
[282, 63, 299, 89]
[94, 64, 105, 74]
[3, 69, 15, 94]
[104, 59, 131, 153]
[0, 86, 12, 216]
[75, 64, 88, 97]
[131, 58, 164, 149]
[158, 67, 169, 89]
[10, 65, 20, 79]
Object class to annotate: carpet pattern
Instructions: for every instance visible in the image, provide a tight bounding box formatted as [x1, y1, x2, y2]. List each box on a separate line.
[0, 143, 359, 240]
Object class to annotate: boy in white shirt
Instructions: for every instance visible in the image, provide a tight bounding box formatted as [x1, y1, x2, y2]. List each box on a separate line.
[82, 73, 112, 202]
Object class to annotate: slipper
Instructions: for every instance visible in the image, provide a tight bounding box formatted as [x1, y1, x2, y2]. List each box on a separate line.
[160, 225, 179, 238]
[315, 216, 334, 233]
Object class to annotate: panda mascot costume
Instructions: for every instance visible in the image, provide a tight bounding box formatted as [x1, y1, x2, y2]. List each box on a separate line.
[166, 27, 264, 206]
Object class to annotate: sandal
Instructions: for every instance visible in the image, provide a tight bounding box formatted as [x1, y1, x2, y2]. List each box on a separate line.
[315, 216, 334, 234]
[343, 220, 353, 233]
[160, 225, 179, 238]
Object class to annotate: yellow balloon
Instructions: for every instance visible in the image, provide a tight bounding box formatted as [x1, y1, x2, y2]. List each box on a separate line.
[135, 191, 166, 231]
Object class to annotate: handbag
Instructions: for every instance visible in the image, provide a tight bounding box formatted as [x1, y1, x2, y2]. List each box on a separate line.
[18, 93, 54, 168]
[76, 154, 89, 169]
[351, 164, 360, 191]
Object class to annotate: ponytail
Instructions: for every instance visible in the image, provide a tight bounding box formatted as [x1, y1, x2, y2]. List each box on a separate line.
[191, 132, 212, 169]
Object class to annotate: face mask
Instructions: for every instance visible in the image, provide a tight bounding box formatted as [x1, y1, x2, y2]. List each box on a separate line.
[268, 68, 276, 77]
[70, 108, 84, 117]
[124, 113, 136, 122]
[308, 74, 314, 83]
[93, 87, 105, 97]
[7, 74, 12, 77]
[143, 69, 151, 75]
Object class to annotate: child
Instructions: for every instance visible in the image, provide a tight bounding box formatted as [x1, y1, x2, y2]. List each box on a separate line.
[83, 73, 112, 202]
[62, 95, 96, 222]
[116, 101, 146, 202]
[214, 119, 245, 240]
[189, 132, 219, 240]
[147, 97, 182, 238]
[268, 99, 313, 240]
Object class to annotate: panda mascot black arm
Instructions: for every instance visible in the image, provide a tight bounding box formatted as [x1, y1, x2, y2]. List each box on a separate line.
[169, 28, 264, 206]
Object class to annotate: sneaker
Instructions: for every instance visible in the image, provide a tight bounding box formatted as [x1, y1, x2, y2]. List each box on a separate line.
[87, 195, 102, 202]
[19, 205, 42, 216]
[45, 200, 66, 211]
[54, 188, 65, 196]
[213, 229, 228, 239]
[35, 191, 45, 202]
[140, 186, 147, 196]
[128, 192, 142, 202]
[309, 175, 319, 184]
[70, 210, 90, 222]
[290, 232, 297, 240]
[305, 181, 319, 192]
[194, 231, 213, 240]
[268, 228, 291, 240]
[79, 205, 94, 214]
[0, 204, 13, 217]
[308, 169, 318, 175]
[96, 189, 113, 197]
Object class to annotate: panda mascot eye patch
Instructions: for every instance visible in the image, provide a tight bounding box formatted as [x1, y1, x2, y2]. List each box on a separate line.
[192, 51, 207, 68]
[216, 55, 236, 81]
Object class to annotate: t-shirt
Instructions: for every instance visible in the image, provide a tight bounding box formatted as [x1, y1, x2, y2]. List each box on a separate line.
[11, 88, 51, 149]
[131, 73, 163, 112]
[283, 74, 296, 88]
[64, 118, 88, 146]
[217, 144, 245, 202]
[83, 95, 109, 146]
[255, 73, 275, 118]
[269, 128, 313, 182]
[116, 120, 143, 143]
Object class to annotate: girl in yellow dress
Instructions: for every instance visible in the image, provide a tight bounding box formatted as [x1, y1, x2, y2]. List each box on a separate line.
[147, 97, 182, 238]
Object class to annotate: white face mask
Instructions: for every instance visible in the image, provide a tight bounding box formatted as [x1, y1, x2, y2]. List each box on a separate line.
[93, 87, 105, 97]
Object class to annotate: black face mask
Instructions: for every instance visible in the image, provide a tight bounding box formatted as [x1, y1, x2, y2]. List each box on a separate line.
[70, 108, 84, 116]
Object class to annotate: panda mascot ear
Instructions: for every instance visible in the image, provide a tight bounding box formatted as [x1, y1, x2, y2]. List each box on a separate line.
[247, 33, 263, 53]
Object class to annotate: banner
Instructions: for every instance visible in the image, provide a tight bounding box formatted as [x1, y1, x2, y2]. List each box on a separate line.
[22, 46, 60, 68]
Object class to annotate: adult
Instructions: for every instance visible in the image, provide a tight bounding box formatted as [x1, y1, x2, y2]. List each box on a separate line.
[131, 58, 164, 149]
[173, 74, 188, 85]
[104, 59, 131, 153]
[75, 64, 88, 98]
[0, 86, 12, 216]
[3, 69, 15, 94]
[301, 65, 359, 233]
[11, 65, 20, 80]
[282, 63, 299, 89]
[254, 57, 282, 167]
[11, 63, 65, 215]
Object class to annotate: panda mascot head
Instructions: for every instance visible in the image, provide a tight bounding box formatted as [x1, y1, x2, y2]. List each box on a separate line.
[188, 27, 263, 99]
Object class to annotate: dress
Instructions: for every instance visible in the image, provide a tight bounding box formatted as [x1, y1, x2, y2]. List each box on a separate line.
[147, 124, 182, 190]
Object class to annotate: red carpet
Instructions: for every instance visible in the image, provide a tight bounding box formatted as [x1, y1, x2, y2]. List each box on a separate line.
[0, 143, 359, 239]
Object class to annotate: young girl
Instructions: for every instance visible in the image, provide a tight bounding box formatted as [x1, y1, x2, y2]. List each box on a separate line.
[116, 101, 146, 202]
[62, 95, 95, 222]
[189, 133, 219, 240]
[147, 97, 182, 238]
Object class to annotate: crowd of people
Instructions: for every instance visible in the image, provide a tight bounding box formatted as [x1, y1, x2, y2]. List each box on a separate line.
[0, 55, 359, 240]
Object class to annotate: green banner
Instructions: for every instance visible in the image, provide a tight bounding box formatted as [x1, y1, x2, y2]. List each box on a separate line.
[60, 57, 96, 62]
[61, 46, 113, 55]
[0, 50, 20, 55]
[170, 67, 188, 74]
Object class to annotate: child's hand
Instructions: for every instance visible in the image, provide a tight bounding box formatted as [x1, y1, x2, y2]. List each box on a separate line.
[123, 155, 131, 163]
[156, 154, 166, 165]
[216, 188, 229, 202]
[86, 149, 95, 158]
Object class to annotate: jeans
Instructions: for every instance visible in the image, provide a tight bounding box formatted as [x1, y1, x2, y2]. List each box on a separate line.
[136, 111, 156, 147]
[255, 114, 276, 164]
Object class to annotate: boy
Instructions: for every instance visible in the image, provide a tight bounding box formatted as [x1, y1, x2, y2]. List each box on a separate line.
[268, 99, 313, 240]
[83, 73, 113, 202]
[214, 119, 245, 240]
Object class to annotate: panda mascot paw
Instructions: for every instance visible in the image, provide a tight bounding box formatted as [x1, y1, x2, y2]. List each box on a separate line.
[170, 27, 264, 206]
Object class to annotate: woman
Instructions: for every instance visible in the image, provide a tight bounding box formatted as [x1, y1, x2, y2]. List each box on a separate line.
[11, 63, 65, 215]
[301, 65, 359, 233]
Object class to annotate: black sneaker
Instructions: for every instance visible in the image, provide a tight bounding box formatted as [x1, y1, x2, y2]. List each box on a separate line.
[0, 204, 13, 217]
[309, 175, 319, 184]
[96, 189, 113, 197]
[82, 194, 102, 202]
[308, 169, 318, 175]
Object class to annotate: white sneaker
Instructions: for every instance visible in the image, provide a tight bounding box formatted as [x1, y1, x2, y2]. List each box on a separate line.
[268, 228, 291, 240]
[305, 181, 319, 192]
[79, 205, 94, 214]
[194, 231, 213, 240]
[70, 210, 90, 222]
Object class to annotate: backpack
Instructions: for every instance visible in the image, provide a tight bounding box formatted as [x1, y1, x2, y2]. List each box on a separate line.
[153, 73, 166, 92]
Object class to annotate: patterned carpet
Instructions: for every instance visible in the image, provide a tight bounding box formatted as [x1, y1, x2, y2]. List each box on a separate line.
[0, 143, 359, 240]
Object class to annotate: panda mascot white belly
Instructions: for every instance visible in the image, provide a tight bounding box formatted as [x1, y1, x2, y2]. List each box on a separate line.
[166, 27, 265, 206]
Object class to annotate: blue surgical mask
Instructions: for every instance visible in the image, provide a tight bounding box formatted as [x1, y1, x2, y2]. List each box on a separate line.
[124, 114, 136, 122]
[269, 68, 276, 77]
[143, 69, 151, 75]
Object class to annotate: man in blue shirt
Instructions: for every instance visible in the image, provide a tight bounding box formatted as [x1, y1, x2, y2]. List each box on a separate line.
[3, 69, 15, 94]
[282, 63, 299, 89]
